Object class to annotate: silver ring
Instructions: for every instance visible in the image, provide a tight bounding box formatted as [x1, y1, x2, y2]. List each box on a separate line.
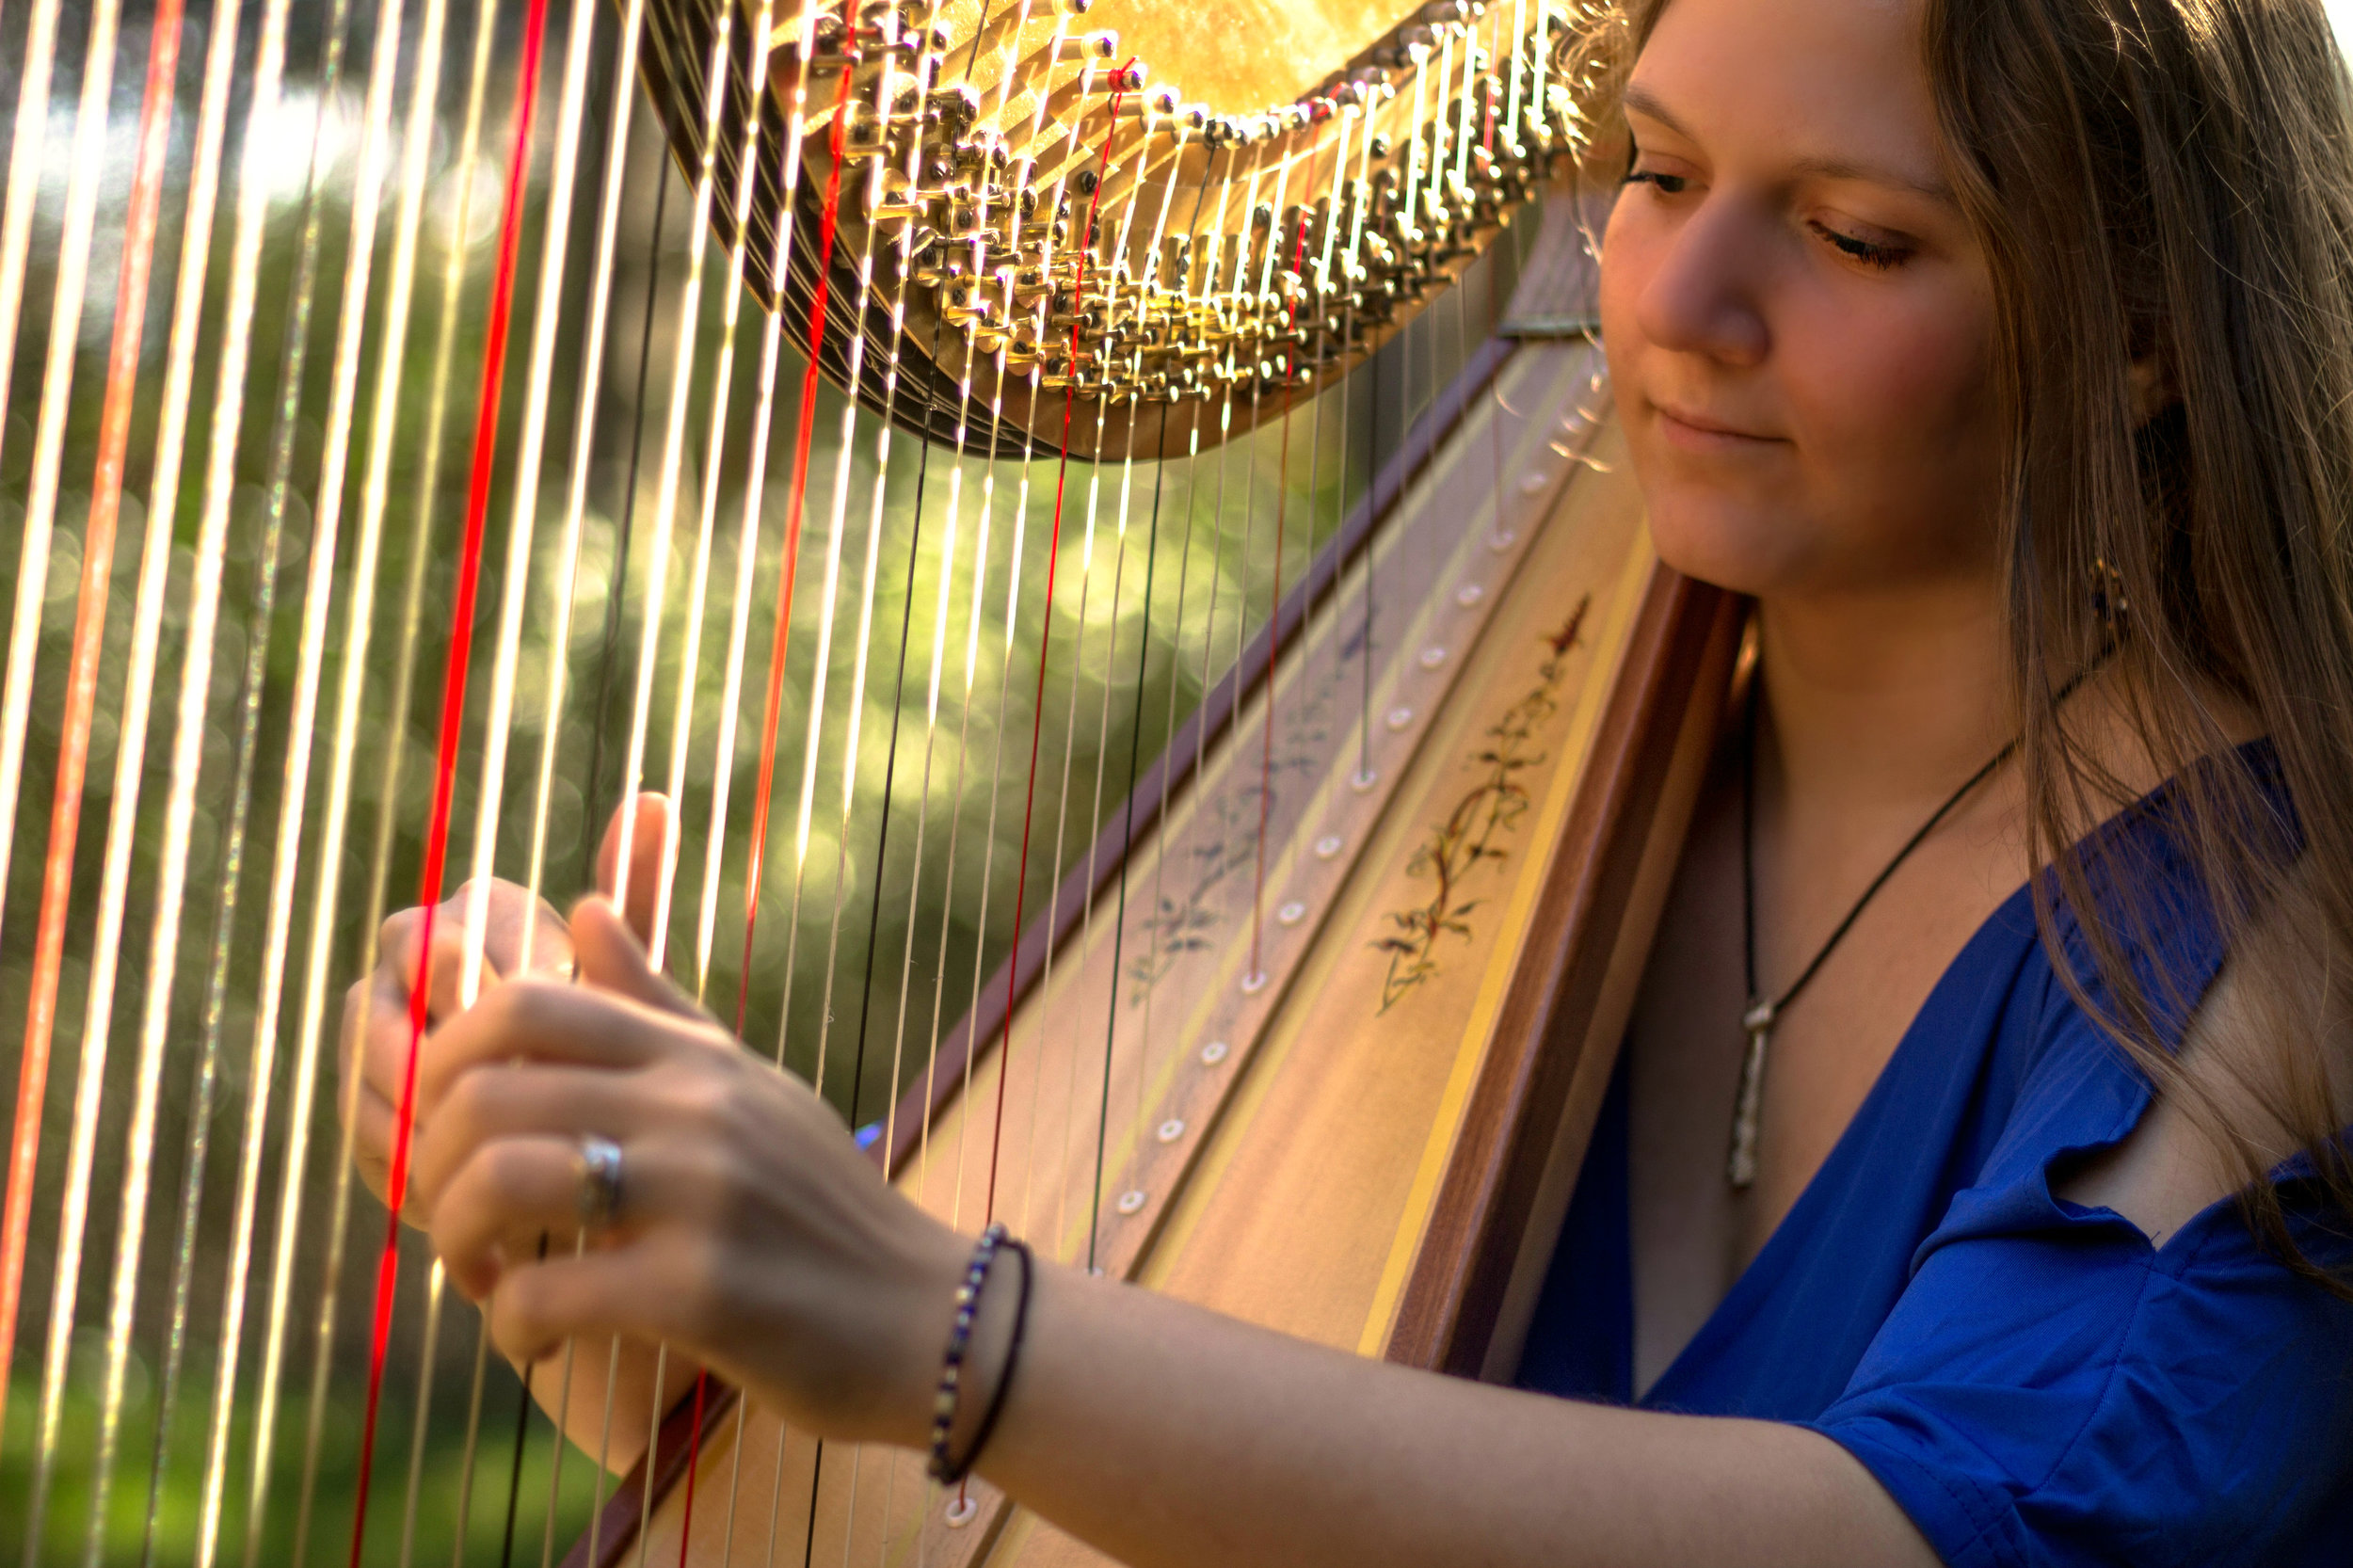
[576, 1134, 624, 1234]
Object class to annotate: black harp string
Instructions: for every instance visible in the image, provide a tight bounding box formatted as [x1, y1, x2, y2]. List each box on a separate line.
[1087, 155, 1224, 1261]
[348, 5, 512, 1558]
[188, 2, 355, 1558]
[1024, 162, 1157, 1249]
[584, 148, 676, 888]
[1134, 150, 1237, 1145]
[128, 0, 346, 1551]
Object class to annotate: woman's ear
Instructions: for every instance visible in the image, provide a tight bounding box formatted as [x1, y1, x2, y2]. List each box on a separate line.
[2127, 351, 2175, 426]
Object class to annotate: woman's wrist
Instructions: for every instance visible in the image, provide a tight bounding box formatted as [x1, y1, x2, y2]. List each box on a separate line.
[919, 1227, 1033, 1472]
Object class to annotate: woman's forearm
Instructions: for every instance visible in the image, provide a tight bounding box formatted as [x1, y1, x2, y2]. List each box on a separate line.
[974, 1261, 1938, 1568]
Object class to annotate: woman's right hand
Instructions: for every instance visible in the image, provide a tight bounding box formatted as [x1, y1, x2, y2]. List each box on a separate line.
[338, 793, 700, 1469]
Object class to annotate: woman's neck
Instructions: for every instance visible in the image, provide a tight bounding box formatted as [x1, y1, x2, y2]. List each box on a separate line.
[1753, 579, 2016, 825]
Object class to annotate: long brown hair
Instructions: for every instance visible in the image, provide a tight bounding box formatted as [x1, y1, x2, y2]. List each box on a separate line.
[1561, 0, 2353, 1284]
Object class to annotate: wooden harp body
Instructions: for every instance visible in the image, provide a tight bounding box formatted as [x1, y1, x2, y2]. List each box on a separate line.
[0, 0, 1737, 1563]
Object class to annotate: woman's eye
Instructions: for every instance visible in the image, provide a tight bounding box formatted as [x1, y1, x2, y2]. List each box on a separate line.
[1810, 220, 1913, 270]
[1624, 168, 1689, 195]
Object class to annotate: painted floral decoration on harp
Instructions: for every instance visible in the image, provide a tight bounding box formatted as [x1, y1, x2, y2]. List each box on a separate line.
[1376, 594, 1591, 1010]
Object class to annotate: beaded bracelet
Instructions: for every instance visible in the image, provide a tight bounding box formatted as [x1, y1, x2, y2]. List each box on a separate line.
[927, 1224, 1010, 1483]
[947, 1237, 1032, 1484]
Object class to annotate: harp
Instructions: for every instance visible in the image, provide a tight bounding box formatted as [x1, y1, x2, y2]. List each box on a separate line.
[0, 0, 1737, 1563]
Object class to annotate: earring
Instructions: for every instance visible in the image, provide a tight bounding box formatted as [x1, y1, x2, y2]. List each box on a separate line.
[2091, 555, 2131, 632]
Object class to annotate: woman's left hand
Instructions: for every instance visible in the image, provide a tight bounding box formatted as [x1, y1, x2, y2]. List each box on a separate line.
[407, 893, 966, 1448]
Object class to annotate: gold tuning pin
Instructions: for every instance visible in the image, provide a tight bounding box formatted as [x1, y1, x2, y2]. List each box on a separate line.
[1057, 29, 1120, 62]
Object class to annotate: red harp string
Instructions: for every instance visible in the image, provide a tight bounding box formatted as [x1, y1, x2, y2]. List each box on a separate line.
[738, 61, 860, 1036]
[0, 0, 187, 1440]
[347, 2, 552, 1558]
[980, 63, 1138, 1228]
[667, 50, 863, 1568]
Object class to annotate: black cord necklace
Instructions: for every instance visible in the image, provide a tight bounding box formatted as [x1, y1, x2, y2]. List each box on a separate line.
[1728, 677, 2021, 1189]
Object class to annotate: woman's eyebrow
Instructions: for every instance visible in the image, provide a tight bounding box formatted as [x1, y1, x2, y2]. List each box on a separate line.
[1622, 81, 1957, 205]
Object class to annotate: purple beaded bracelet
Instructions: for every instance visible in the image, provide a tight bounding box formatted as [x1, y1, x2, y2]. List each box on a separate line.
[927, 1223, 1010, 1483]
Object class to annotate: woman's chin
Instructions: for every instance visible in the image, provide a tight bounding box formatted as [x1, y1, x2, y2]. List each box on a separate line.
[1642, 496, 1817, 600]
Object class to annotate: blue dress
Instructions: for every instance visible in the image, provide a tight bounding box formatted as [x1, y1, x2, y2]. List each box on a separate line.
[1514, 745, 2353, 1567]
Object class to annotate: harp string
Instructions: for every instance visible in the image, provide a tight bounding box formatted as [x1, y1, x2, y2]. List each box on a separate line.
[675, 0, 781, 1002]
[696, 3, 902, 1555]
[465, 0, 604, 995]
[737, 53, 855, 1040]
[608, 4, 793, 1525]
[98, 0, 248, 1550]
[1353, 84, 1384, 789]
[929, 0, 1056, 1255]
[330, 8, 510, 1560]
[1242, 167, 1323, 990]
[29, 0, 188, 1553]
[13, 0, 138, 1514]
[20, 0, 289, 1544]
[541, 164, 656, 1568]
[1032, 113, 1186, 1257]
[693, 27, 832, 1565]
[0, 0, 66, 520]
[94, 0, 394, 1551]
[179, 7, 377, 1534]
[788, 60, 915, 1568]
[0, 0, 126, 1464]
[779, 163, 879, 1097]
[1058, 113, 1189, 1253]
[1213, 146, 1280, 996]
[346, 3, 553, 1560]
[0, 0, 67, 989]
[1080, 142, 1203, 1270]
[1019, 177, 1143, 1253]
[605, 0, 743, 941]
[980, 56, 1129, 1230]
[1133, 144, 1242, 1163]
[193, 3, 410, 1559]
[1193, 145, 1267, 985]
[422, 0, 603, 1560]
[895, 334, 984, 1204]
[316, 7, 515, 1561]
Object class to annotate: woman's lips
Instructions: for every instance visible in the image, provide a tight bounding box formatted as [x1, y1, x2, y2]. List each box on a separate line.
[1653, 401, 1783, 453]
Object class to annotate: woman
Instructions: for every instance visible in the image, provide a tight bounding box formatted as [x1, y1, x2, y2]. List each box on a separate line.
[344, 0, 2353, 1560]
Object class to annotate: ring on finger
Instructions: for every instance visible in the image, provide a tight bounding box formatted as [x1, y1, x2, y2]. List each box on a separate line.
[575, 1133, 625, 1234]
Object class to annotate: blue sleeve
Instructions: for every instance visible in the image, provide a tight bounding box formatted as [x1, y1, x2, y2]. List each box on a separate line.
[1804, 1192, 2353, 1568]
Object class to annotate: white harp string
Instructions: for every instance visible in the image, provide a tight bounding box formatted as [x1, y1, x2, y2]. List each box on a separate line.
[0, 0, 68, 963]
[10, 3, 129, 1529]
[296, 2, 503, 1552]
[465, 0, 604, 995]
[609, 0, 741, 942]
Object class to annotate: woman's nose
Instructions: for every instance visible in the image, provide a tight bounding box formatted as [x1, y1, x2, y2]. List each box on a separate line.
[1631, 198, 1771, 368]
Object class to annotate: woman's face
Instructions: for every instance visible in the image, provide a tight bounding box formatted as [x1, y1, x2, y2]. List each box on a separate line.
[1599, 0, 2004, 601]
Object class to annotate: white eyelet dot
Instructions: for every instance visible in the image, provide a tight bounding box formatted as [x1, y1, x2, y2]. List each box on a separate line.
[1352, 766, 1379, 792]
[1486, 529, 1518, 553]
[1157, 1118, 1185, 1143]
[1116, 1189, 1148, 1215]
[1455, 583, 1484, 607]
[1200, 1039, 1230, 1064]
[946, 1496, 979, 1527]
[1241, 968, 1269, 994]
[1385, 706, 1414, 731]
[1277, 901, 1306, 925]
[1520, 470, 1550, 496]
[1315, 834, 1344, 858]
[1418, 646, 1448, 669]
